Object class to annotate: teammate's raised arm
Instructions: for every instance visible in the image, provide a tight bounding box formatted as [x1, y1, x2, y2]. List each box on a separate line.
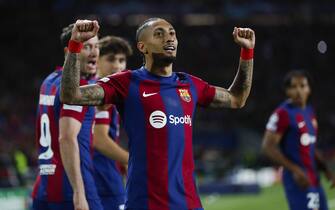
[210, 27, 255, 109]
[60, 20, 105, 106]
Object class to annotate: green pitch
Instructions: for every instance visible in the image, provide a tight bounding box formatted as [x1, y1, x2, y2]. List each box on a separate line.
[201, 182, 335, 210]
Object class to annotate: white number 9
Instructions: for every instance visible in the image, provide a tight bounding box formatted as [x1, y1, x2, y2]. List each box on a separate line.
[38, 113, 54, 160]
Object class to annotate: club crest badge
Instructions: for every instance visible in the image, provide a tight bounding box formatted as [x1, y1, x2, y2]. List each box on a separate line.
[178, 89, 191, 102]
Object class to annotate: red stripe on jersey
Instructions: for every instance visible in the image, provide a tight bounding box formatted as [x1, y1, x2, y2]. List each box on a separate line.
[32, 175, 41, 199]
[139, 81, 169, 210]
[296, 114, 318, 186]
[47, 85, 64, 202]
[177, 83, 202, 209]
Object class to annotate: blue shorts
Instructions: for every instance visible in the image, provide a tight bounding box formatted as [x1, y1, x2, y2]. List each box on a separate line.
[32, 199, 103, 210]
[100, 196, 125, 210]
[284, 185, 328, 210]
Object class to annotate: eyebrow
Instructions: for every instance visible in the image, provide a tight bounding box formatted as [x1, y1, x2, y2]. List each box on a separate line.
[153, 27, 175, 32]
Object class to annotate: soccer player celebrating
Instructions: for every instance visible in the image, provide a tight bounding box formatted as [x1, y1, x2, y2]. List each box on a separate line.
[93, 36, 132, 210]
[61, 18, 255, 210]
[262, 70, 335, 210]
[31, 24, 103, 210]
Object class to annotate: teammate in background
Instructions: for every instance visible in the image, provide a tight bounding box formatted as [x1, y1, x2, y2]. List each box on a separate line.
[93, 36, 132, 210]
[60, 18, 255, 210]
[262, 70, 335, 210]
[31, 24, 103, 210]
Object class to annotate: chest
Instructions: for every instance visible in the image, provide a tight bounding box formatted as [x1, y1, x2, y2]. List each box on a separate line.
[125, 80, 197, 129]
[287, 110, 318, 146]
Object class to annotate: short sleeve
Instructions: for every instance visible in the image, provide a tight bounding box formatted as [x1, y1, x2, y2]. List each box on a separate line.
[96, 70, 132, 105]
[266, 108, 289, 134]
[189, 75, 216, 107]
[95, 108, 111, 125]
[60, 104, 88, 122]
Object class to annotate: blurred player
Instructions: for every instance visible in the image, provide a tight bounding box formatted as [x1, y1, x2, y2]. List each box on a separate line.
[60, 18, 255, 210]
[262, 70, 335, 210]
[93, 36, 132, 210]
[31, 24, 103, 210]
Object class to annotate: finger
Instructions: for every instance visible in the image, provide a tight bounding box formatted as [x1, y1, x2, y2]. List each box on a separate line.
[241, 29, 246, 38]
[238, 28, 243, 37]
[92, 20, 100, 34]
[232, 27, 238, 37]
[245, 30, 250, 39]
[247, 30, 252, 39]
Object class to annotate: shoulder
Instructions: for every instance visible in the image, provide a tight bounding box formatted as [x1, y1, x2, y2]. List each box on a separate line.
[273, 103, 290, 117]
[98, 70, 132, 83]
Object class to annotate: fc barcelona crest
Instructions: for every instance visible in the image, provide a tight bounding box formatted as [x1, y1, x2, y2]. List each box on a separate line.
[178, 89, 191, 102]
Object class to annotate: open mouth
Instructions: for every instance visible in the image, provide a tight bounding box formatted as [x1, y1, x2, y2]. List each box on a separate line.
[87, 60, 97, 69]
[163, 45, 176, 53]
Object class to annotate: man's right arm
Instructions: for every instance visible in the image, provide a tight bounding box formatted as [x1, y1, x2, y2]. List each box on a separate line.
[61, 52, 105, 106]
[94, 124, 129, 165]
[262, 131, 310, 189]
[60, 20, 105, 106]
[59, 116, 88, 210]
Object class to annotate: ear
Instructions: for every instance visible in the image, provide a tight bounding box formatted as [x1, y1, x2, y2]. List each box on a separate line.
[137, 42, 147, 54]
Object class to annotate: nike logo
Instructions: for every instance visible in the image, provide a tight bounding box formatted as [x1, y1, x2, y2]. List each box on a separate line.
[143, 92, 158, 97]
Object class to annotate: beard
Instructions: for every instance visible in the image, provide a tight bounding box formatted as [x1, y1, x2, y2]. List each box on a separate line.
[152, 53, 176, 67]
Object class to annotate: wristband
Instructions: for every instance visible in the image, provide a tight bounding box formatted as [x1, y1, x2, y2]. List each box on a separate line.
[240, 48, 254, 60]
[68, 40, 83, 53]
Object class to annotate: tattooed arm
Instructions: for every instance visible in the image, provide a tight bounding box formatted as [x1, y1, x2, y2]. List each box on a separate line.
[210, 27, 255, 109]
[60, 20, 105, 106]
[61, 53, 105, 106]
[211, 58, 253, 108]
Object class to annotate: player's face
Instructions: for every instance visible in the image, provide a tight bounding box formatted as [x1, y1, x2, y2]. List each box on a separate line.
[98, 53, 127, 77]
[79, 36, 99, 75]
[286, 77, 311, 107]
[140, 20, 178, 62]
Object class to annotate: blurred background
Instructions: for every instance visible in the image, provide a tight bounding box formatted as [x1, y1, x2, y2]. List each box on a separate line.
[1, 0, 335, 209]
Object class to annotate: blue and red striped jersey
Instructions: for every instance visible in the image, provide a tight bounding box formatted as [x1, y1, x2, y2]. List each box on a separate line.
[93, 105, 125, 200]
[266, 101, 320, 187]
[96, 67, 216, 210]
[32, 68, 99, 202]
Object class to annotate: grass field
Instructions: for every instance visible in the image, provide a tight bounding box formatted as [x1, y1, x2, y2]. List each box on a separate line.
[201, 182, 335, 210]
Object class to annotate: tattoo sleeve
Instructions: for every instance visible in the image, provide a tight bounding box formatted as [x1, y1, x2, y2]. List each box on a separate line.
[210, 58, 253, 108]
[60, 53, 105, 106]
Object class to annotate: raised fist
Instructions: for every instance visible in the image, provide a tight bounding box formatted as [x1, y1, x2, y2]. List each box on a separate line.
[70, 20, 100, 43]
[232, 27, 255, 49]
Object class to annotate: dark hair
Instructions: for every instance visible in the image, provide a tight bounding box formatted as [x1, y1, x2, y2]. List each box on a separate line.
[136, 17, 162, 43]
[99, 36, 133, 57]
[283, 70, 312, 90]
[60, 24, 74, 48]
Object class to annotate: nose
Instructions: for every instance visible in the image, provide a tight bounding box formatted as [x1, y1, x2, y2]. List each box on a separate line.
[90, 46, 99, 57]
[165, 33, 175, 43]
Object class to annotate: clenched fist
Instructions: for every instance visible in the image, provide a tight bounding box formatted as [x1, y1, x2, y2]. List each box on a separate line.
[233, 27, 255, 49]
[70, 20, 100, 43]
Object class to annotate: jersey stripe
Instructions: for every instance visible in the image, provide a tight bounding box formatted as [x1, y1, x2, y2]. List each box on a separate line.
[139, 80, 169, 210]
[46, 84, 63, 202]
[123, 75, 148, 209]
[296, 113, 318, 186]
[177, 83, 202, 209]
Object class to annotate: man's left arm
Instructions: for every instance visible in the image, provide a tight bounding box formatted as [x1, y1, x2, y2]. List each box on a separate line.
[210, 27, 255, 109]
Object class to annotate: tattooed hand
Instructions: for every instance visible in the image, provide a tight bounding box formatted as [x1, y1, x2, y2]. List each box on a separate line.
[70, 20, 100, 43]
[232, 27, 255, 49]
